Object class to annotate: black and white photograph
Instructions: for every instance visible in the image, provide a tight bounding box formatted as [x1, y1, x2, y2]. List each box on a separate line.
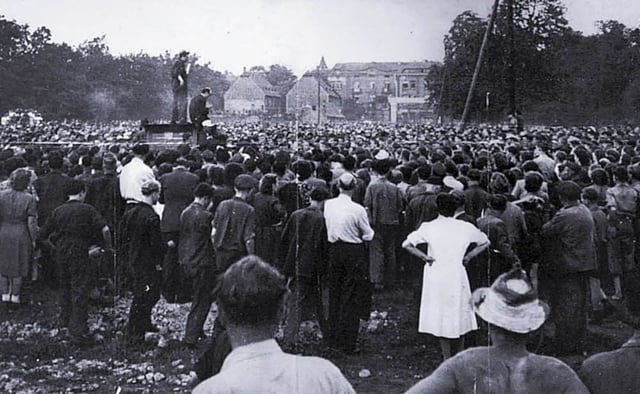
[1, 0, 640, 392]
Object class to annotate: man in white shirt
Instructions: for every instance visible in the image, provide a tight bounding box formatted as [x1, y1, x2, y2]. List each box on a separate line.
[192, 255, 355, 394]
[119, 144, 155, 205]
[323, 173, 374, 353]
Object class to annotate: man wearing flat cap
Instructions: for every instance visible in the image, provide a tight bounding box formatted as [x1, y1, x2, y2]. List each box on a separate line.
[541, 180, 596, 356]
[212, 174, 257, 273]
[119, 179, 165, 344]
[405, 268, 589, 393]
[171, 50, 190, 124]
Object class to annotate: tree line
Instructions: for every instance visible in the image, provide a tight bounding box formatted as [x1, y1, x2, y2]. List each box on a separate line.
[428, 0, 640, 126]
[0, 16, 297, 122]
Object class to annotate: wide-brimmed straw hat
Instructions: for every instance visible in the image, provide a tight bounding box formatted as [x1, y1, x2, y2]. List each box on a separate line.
[471, 268, 548, 334]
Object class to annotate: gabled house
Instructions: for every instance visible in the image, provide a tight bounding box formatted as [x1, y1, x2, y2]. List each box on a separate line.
[223, 72, 283, 115]
[286, 72, 343, 124]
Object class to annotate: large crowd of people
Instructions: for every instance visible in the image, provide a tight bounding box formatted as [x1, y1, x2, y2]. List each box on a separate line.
[0, 119, 639, 393]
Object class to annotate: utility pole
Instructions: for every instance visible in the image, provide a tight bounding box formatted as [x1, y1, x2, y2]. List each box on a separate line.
[457, 0, 501, 133]
[508, 0, 516, 115]
[317, 72, 321, 126]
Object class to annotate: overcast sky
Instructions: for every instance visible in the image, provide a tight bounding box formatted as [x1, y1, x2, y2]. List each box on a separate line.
[2, 0, 639, 76]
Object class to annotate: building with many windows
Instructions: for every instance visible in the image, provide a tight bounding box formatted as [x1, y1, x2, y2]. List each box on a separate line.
[326, 61, 437, 123]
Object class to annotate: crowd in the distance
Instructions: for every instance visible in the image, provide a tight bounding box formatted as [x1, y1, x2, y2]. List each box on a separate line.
[0, 120, 639, 393]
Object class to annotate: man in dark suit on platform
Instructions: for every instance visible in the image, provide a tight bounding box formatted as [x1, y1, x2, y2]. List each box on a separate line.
[189, 87, 211, 131]
[159, 158, 199, 302]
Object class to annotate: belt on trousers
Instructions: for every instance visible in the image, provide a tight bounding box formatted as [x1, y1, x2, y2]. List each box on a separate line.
[331, 240, 363, 246]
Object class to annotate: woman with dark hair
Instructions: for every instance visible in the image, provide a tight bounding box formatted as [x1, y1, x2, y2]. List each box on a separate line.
[402, 193, 490, 360]
[0, 168, 38, 305]
[252, 174, 285, 266]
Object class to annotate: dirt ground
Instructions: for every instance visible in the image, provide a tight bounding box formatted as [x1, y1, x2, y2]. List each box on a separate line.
[0, 278, 632, 394]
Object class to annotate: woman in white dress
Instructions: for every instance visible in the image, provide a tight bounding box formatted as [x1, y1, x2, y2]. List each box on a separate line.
[402, 193, 490, 360]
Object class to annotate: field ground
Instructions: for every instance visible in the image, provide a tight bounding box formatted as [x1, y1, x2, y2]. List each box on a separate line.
[0, 278, 631, 394]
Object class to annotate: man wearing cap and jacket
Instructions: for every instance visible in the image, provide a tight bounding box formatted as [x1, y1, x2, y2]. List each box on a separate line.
[405, 268, 589, 393]
[541, 180, 596, 356]
[119, 179, 165, 344]
[364, 159, 404, 290]
[212, 174, 257, 273]
[324, 172, 374, 353]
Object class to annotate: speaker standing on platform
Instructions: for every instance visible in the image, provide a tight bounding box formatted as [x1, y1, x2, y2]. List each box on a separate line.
[171, 50, 190, 124]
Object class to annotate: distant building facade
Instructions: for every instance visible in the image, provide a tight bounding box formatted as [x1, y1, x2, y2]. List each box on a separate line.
[285, 72, 343, 124]
[326, 61, 437, 123]
[223, 73, 283, 115]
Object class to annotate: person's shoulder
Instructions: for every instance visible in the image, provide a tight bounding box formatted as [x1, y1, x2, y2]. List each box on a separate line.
[528, 353, 581, 374]
[581, 348, 626, 373]
[294, 355, 354, 390]
[192, 373, 232, 394]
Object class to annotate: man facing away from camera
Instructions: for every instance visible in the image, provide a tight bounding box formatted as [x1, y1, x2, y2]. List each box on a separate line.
[192, 255, 355, 394]
[405, 268, 589, 394]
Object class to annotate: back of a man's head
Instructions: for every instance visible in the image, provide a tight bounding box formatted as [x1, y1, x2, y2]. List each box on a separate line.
[217, 255, 287, 327]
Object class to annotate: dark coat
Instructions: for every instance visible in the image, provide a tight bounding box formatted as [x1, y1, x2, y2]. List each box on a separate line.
[34, 170, 72, 226]
[171, 59, 188, 93]
[85, 172, 124, 230]
[119, 202, 166, 278]
[189, 94, 209, 126]
[159, 168, 199, 233]
[179, 201, 214, 267]
[280, 205, 328, 279]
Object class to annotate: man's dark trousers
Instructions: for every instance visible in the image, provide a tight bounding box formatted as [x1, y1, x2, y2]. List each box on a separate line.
[327, 241, 369, 352]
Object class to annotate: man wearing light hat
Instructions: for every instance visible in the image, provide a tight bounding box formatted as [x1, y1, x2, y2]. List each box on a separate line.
[405, 268, 589, 393]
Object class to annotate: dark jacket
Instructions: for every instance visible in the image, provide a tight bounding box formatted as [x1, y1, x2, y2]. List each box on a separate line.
[41, 200, 107, 253]
[476, 214, 518, 283]
[171, 59, 188, 92]
[34, 170, 72, 226]
[280, 205, 328, 279]
[179, 201, 214, 267]
[189, 94, 209, 126]
[85, 172, 124, 230]
[541, 202, 597, 277]
[405, 191, 439, 231]
[213, 197, 255, 254]
[364, 177, 404, 226]
[120, 202, 166, 277]
[464, 184, 489, 220]
[159, 168, 199, 233]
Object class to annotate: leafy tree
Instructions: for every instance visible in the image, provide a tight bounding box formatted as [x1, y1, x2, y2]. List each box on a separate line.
[265, 64, 297, 95]
[0, 15, 231, 121]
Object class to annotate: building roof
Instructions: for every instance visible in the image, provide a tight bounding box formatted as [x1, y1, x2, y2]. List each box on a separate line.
[332, 61, 437, 74]
[239, 72, 280, 97]
[300, 72, 341, 98]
